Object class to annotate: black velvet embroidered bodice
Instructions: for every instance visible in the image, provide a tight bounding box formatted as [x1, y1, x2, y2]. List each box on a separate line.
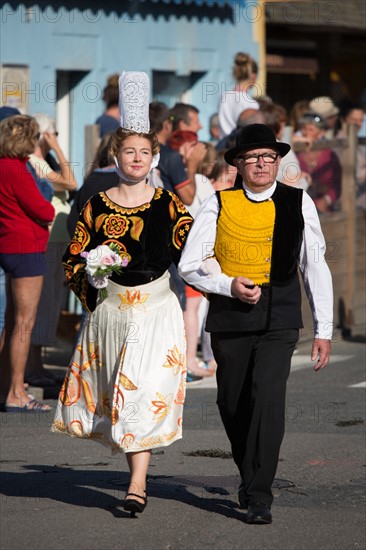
[63, 188, 193, 311]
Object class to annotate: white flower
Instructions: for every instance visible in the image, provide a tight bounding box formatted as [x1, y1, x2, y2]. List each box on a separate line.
[85, 245, 113, 275]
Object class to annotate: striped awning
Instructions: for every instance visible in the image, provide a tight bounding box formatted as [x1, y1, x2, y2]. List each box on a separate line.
[142, 0, 246, 6]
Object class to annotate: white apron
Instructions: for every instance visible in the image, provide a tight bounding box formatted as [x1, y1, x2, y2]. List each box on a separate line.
[52, 271, 187, 453]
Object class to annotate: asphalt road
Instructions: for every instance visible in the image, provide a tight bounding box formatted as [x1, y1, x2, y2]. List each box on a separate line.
[0, 333, 365, 550]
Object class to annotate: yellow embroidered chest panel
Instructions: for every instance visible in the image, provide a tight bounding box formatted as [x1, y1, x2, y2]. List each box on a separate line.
[214, 190, 276, 284]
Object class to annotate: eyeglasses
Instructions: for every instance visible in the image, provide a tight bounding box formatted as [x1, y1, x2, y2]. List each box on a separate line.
[237, 153, 279, 164]
[35, 131, 58, 139]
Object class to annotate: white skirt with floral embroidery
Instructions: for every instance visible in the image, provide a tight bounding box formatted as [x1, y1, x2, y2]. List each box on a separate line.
[51, 271, 187, 453]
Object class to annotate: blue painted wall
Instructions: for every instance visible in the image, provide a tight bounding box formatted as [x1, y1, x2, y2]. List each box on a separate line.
[1, 2, 259, 185]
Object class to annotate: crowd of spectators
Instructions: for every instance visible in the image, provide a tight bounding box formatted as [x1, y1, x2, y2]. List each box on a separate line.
[0, 54, 365, 402]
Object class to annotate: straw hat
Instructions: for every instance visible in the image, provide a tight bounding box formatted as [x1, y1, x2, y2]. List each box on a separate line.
[309, 96, 339, 119]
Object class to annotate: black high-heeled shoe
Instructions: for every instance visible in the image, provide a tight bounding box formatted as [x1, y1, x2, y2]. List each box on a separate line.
[123, 492, 147, 517]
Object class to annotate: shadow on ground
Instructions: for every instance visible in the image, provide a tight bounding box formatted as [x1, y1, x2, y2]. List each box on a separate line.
[0, 464, 245, 520]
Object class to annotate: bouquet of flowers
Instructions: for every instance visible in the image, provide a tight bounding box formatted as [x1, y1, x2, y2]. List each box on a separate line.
[81, 244, 129, 302]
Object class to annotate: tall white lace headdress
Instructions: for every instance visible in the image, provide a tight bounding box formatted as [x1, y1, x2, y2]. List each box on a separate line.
[114, 71, 161, 186]
[118, 71, 150, 133]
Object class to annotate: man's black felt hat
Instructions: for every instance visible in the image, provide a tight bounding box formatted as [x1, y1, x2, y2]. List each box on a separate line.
[224, 123, 291, 166]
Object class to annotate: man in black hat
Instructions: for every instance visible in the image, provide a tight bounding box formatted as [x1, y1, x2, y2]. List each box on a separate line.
[178, 124, 333, 524]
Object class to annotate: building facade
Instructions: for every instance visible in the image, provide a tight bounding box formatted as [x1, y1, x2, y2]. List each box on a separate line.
[1, 0, 260, 184]
[265, 1, 366, 111]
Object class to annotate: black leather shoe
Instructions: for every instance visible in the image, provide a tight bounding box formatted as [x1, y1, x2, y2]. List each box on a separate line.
[238, 482, 248, 510]
[123, 491, 147, 517]
[246, 502, 272, 524]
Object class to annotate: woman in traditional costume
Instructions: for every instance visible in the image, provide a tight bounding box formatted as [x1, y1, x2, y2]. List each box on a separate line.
[52, 72, 193, 516]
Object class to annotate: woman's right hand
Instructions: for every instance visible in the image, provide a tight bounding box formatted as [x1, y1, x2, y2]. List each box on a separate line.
[87, 274, 109, 289]
[185, 142, 207, 166]
[40, 133, 77, 191]
[42, 131, 60, 151]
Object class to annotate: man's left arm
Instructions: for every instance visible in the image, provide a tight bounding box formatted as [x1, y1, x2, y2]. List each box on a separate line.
[299, 192, 333, 370]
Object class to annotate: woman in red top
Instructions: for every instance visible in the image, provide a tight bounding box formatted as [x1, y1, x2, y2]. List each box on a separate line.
[0, 115, 55, 412]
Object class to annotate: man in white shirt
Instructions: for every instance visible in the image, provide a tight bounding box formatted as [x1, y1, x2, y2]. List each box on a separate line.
[178, 124, 333, 525]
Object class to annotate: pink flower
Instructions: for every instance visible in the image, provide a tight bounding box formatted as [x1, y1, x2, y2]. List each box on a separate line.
[83, 244, 128, 291]
[100, 255, 115, 266]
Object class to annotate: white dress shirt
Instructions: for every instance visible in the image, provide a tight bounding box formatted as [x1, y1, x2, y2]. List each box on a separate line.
[178, 182, 333, 339]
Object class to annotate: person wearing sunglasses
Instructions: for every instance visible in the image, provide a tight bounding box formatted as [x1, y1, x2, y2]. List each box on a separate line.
[25, 113, 77, 387]
[179, 124, 333, 525]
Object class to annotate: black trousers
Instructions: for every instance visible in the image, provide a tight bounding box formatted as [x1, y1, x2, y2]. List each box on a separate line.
[210, 328, 299, 507]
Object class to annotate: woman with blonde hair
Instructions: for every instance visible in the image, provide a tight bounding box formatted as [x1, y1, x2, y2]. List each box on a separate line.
[218, 52, 260, 138]
[0, 115, 55, 411]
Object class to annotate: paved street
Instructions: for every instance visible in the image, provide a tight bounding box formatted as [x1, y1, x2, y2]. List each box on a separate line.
[0, 332, 365, 550]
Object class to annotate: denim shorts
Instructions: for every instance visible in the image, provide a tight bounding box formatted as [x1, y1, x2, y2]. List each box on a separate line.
[0, 252, 47, 278]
